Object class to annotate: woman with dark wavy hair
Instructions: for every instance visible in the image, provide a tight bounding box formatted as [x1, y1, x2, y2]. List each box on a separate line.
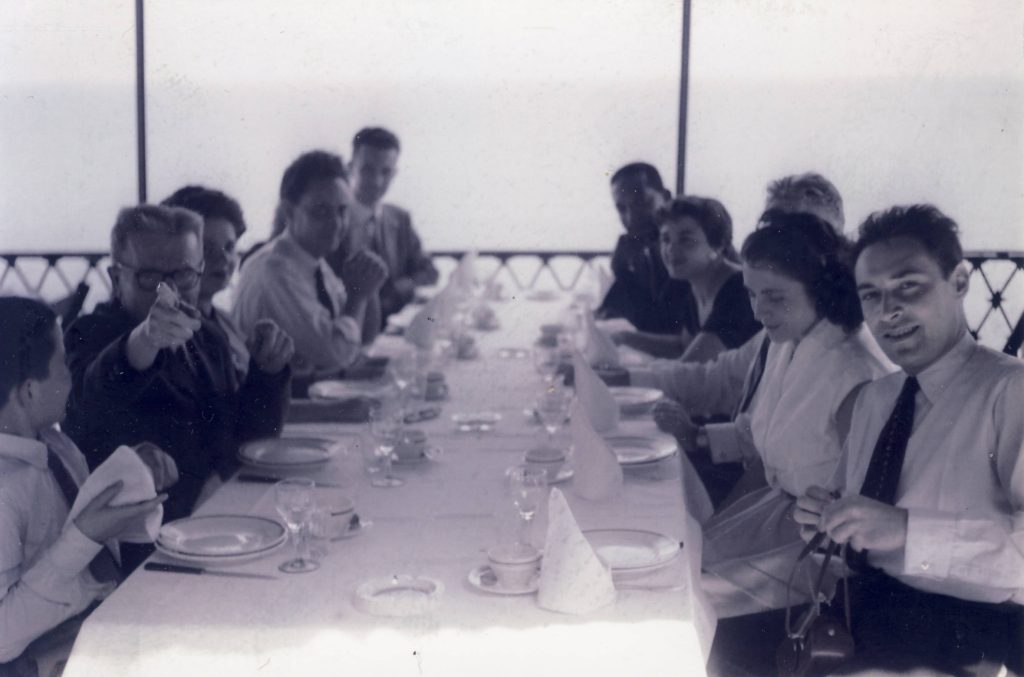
[612, 196, 761, 362]
[655, 210, 894, 617]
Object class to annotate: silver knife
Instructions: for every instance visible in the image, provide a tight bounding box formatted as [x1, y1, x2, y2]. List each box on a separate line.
[144, 562, 277, 580]
[234, 473, 344, 489]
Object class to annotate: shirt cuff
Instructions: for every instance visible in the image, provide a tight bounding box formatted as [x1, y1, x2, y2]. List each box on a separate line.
[705, 423, 744, 464]
[902, 508, 956, 579]
[20, 523, 103, 604]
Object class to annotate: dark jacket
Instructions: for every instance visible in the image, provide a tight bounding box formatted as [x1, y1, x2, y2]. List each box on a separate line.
[597, 232, 690, 334]
[63, 301, 290, 521]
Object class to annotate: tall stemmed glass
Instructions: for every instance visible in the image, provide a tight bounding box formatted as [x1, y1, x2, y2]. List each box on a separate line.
[389, 350, 418, 413]
[535, 384, 571, 446]
[274, 478, 319, 573]
[368, 408, 405, 488]
[531, 346, 558, 384]
[508, 466, 547, 548]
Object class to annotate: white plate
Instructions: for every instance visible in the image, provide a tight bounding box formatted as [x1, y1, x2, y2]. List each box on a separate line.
[452, 412, 502, 432]
[467, 565, 539, 596]
[603, 434, 677, 466]
[238, 437, 338, 469]
[583, 528, 681, 577]
[308, 380, 391, 400]
[156, 515, 287, 565]
[353, 575, 444, 617]
[609, 387, 663, 416]
[392, 446, 443, 465]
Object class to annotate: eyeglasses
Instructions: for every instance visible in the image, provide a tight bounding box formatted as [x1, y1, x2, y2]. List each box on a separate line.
[112, 261, 204, 292]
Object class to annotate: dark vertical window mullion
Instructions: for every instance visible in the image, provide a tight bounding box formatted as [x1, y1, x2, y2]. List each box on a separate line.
[135, 0, 148, 202]
[676, 0, 692, 196]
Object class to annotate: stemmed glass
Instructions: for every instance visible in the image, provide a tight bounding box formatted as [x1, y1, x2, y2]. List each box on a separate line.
[508, 466, 548, 547]
[535, 384, 571, 445]
[274, 478, 319, 573]
[368, 409, 405, 488]
[531, 345, 558, 383]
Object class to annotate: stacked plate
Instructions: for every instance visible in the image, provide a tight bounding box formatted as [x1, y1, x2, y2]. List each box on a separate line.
[583, 528, 681, 579]
[308, 380, 391, 400]
[238, 437, 339, 470]
[155, 515, 287, 566]
[609, 387, 663, 416]
[602, 434, 678, 467]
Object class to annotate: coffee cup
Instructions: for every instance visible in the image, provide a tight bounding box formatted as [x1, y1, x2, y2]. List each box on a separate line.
[423, 372, 449, 401]
[524, 446, 566, 480]
[395, 429, 428, 461]
[487, 544, 541, 589]
[310, 494, 356, 540]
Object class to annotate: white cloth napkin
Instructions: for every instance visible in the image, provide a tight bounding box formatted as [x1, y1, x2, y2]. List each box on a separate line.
[596, 263, 613, 302]
[451, 251, 478, 292]
[569, 399, 623, 500]
[582, 309, 620, 367]
[405, 285, 456, 349]
[572, 351, 620, 433]
[67, 445, 162, 544]
[537, 488, 616, 614]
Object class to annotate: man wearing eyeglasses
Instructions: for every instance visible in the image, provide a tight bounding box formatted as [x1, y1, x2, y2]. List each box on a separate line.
[63, 205, 292, 571]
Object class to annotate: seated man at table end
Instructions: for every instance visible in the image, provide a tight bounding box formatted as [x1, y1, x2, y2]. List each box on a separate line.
[233, 150, 388, 396]
[596, 162, 691, 334]
[64, 205, 292, 566]
[0, 297, 172, 673]
[326, 127, 439, 325]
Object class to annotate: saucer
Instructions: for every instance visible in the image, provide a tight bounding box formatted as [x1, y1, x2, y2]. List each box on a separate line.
[392, 446, 443, 465]
[467, 565, 539, 595]
[505, 465, 573, 484]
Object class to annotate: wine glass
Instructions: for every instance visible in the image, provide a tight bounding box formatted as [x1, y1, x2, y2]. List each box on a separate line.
[389, 350, 418, 410]
[368, 409, 404, 488]
[274, 478, 319, 573]
[535, 385, 571, 445]
[508, 466, 547, 547]
[531, 345, 557, 383]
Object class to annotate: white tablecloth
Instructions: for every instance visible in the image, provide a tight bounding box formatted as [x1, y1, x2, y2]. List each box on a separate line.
[63, 297, 715, 677]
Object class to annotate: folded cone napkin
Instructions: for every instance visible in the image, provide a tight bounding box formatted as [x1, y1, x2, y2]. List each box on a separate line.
[571, 350, 620, 433]
[582, 308, 620, 368]
[569, 399, 623, 500]
[67, 445, 162, 544]
[537, 487, 616, 614]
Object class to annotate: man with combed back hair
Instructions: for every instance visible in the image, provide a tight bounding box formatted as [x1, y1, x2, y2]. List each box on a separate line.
[64, 205, 292, 571]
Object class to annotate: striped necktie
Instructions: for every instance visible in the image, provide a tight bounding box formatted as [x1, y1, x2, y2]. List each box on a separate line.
[314, 266, 336, 318]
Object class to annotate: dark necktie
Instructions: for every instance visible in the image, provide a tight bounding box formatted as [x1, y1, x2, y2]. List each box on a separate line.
[46, 448, 122, 583]
[846, 376, 920, 572]
[734, 335, 771, 417]
[314, 266, 335, 318]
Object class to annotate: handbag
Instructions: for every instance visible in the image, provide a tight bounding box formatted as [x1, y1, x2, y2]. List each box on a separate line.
[776, 532, 854, 677]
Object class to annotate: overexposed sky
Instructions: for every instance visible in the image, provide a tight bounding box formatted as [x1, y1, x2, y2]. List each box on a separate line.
[1, 0, 1021, 254]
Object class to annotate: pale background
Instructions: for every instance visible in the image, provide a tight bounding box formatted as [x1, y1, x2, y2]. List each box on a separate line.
[1, 0, 1022, 254]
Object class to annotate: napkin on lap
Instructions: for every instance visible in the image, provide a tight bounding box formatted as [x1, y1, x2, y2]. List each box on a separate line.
[537, 488, 616, 614]
[66, 445, 162, 543]
[572, 351, 620, 433]
[582, 309, 620, 367]
[569, 399, 623, 500]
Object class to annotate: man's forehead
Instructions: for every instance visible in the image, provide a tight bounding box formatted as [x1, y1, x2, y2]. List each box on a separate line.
[123, 230, 200, 264]
[855, 237, 940, 282]
[354, 146, 398, 166]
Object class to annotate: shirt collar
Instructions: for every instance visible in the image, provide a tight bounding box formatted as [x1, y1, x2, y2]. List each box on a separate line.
[0, 432, 48, 469]
[277, 231, 322, 274]
[912, 331, 977, 405]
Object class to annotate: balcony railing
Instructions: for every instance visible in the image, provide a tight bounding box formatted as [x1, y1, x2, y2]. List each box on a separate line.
[3, 249, 1022, 354]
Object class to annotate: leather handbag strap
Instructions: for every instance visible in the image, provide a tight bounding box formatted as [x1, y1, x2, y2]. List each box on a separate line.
[784, 531, 851, 640]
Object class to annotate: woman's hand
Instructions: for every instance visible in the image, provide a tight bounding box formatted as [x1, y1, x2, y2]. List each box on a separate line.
[652, 399, 698, 451]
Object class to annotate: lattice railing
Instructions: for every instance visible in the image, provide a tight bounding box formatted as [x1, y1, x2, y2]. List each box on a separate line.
[2, 249, 1022, 353]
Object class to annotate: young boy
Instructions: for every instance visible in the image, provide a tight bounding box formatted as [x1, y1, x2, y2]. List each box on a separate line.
[0, 297, 171, 672]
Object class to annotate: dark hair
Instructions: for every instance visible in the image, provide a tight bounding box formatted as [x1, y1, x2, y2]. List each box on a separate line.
[656, 196, 739, 262]
[279, 150, 348, 205]
[162, 185, 247, 237]
[765, 172, 845, 232]
[742, 209, 863, 332]
[853, 204, 963, 277]
[0, 297, 58, 410]
[610, 162, 667, 193]
[352, 127, 401, 155]
[111, 204, 204, 263]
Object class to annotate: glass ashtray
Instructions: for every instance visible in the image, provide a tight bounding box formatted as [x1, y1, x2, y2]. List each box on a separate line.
[352, 575, 444, 617]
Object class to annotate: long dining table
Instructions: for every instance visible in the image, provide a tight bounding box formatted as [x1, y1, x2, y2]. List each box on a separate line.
[62, 293, 716, 677]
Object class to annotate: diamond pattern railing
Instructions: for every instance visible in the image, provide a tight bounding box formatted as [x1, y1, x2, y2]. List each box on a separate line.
[2, 249, 1022, 354]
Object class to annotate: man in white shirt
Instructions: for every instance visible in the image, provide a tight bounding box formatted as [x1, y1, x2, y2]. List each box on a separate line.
[787, 205, 1024, 674]
[326, 127, 438, 324]
[234, 150, 388, 389]
[0, 297, 173, 673]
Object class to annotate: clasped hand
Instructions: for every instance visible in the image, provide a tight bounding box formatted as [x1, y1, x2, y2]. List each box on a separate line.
[652, 399, 699, 452]
[794, 485, 909, 553]
[340, 250, 388, 299]
[247, 318, 294, 374]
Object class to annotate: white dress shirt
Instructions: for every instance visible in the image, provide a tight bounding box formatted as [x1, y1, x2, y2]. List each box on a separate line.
[841, 333, 1024, 604]
[0, 428, 111, 662]
[233, 232, 362, 378]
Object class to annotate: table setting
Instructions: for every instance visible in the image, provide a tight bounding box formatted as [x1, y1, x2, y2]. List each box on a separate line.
[63, 285, 716, 677]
